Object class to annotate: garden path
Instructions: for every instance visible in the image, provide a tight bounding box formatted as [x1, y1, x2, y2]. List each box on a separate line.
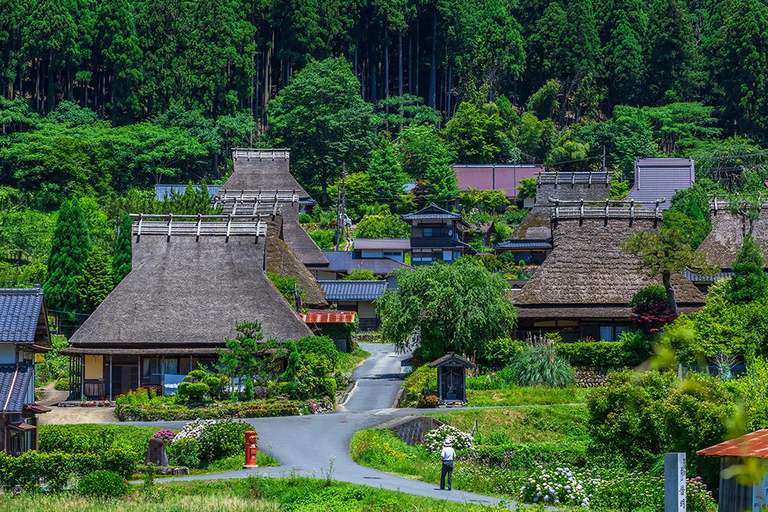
[126, 343, 521, 508]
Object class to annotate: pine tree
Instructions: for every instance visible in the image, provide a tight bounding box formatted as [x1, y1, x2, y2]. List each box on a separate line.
[727, 234, 768, 304]
[368, 135, 408, 202]
[78, 247, 113, 313]
[44, 198, 92, 312]
[113, 211, 132, 285]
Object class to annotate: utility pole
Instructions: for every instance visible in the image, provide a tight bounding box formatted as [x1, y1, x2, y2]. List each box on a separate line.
[602, 145, 606, 173]
[335, 163, 346, 251]
[341, 163, 347, 248]
[335, 167, 342, 251]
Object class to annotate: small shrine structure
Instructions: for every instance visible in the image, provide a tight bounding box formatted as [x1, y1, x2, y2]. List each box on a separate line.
[428, 352, 474, 403]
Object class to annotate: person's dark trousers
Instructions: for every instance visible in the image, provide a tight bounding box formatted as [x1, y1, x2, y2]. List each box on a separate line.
[440, 461, 453, 490]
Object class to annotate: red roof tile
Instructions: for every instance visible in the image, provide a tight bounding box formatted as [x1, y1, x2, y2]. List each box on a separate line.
[301, 310, 356, 324]
[697, 429, 768, 459]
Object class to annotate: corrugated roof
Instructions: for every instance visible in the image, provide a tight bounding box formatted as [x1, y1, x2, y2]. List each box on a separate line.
[312, 252, 412, 275]
[497, 240, 552, 250]
[318, 280, 389, 301]
[0, 363, 34, 413]
[354, 238, 411, 250]
[454, 164, 544, 197]
[302, 310, 357, 324]
[0, 288, 47, 343]
[697, 429, 768, 459]
[682, 270, 734, 283]
[627, 158, 695, 209]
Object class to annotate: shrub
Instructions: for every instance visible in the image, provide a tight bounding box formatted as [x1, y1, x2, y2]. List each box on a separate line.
[321, 377, 337, 399]
[115, 399, 304, 421]
[174, 419, 214, 441]
[402, 365, 437, 405]
[519, 465, 591, 507]
[424, 425, 475, 453]
[197, 419, 252, 465]
[54, 378, 69, 390]
[77, 470, 127, 498]
[298, 213, 312, 224]
[295, 335, 339, 369]
[177, 381, 210, 401]
[167, 438, 202, 468]
[417, 394, 439, 408]
[0, 451, 100, 491]
[475, 338, 525, 368]
[508, 344, 574, 387]
[152, 429, 176, 443]
[466, 368, 513, 390]
[557, 341, 628, 367]
[101, 447, 139, 478]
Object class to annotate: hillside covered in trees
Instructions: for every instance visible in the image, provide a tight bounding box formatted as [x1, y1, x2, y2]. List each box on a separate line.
[2, 0, 768, 299]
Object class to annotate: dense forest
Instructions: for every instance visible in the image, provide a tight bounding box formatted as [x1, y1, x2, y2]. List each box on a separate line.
[2, 0, 768, 305]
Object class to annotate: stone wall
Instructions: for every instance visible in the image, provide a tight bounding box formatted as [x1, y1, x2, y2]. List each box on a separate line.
[385, 416, 445, 446]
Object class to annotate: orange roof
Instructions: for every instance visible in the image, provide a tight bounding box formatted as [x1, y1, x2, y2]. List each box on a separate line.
[697, 429, 768, 459]
[301, 310, 356, 324]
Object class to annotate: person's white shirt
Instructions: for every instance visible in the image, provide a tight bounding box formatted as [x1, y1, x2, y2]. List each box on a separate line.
[441, 446, 456, 461]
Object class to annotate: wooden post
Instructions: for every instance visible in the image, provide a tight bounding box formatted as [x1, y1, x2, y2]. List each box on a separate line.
[137, 356, 141, 389]
[109, 355, 113, 402]
[665, 452, 687, 512]
[80, 356, 84, 400]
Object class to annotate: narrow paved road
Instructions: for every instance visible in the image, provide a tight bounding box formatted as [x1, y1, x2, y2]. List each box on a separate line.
[128, 343, 517, 508]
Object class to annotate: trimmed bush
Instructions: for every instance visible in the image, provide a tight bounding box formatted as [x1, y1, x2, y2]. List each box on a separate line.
[0, 452, 99, 491]
[197, 419, 252, 465]
[558, 341, 638, 367]
[115, 398, 304, 421]
[77, 470, 127, 498]
[475, 338, 525, 368]
[417, 394, 439, 408]
[178, 381, 210, 401]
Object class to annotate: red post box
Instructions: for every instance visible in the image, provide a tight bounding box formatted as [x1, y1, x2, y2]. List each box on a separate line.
[244, 430, 258, 468]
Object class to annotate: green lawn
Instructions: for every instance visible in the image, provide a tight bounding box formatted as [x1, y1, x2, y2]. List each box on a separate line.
[336, 347, 370, 375]
[465, 386, 591, 407]
[0, 477, 499, 511]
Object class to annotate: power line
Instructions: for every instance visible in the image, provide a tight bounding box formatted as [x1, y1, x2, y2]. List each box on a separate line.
[695, 151, 768, 161]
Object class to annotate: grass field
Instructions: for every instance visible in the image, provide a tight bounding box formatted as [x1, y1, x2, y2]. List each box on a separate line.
[465, 386, 590, 407]
[0, 476, 501, 511]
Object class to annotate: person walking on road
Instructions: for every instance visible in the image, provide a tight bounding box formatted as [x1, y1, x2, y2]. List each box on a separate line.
[440, 439, 455, 491]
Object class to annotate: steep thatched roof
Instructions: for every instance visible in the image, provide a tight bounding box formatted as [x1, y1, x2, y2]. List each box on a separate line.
[69, 217, 312, 349]
[264, 216, 328, 308]
[215, 149, 328, 267]
[512, 172, 612, 241]
[515, 206, 705, 319]
[220, 149, 309, 198]
[697, 200, 768, 269]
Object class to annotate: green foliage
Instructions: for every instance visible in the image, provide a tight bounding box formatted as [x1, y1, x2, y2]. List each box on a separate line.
[328, 172, 375, 217]
[367, 135, 408, 202]
[630, 285, 668, 308]
[402, 365, 438, 406]
[307, 228, 336, 250]
[219, 322, 282, 392]
[77, 246, 113, 313]
[459, 187, 510, 212]
[266, 272, 305, 306]
[355, 214, 409, 239]
[507, 343, 574, 387]
[115, 399, 305, 421]
[283, 336, 341, 400]
[728, 234, 768, 303]
[177, 382, 210, 402]
[196, 419, 251, 466]
[557, 338, 651, 368]
[443, 102, 517, 164]
[44, 198, 91, 312]
[526, 80, 560, 120]
[343, 269, 377, 281]
[268, 57, 377, 195]
[112, 212, 132, 284]
[517, 177, 537, 201]
[378, 263, 516, 360]
[167, 438, 202, 469]
[77, 470, 127, 498]
[395, 124, 455, 179]
[474, 338, 525, 368]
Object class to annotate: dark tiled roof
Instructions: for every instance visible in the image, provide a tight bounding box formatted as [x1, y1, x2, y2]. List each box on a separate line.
[683, 270, 734, 283]
[313, 252, 412, 275]
[318, 280, 389, 301]
[428, 352, 475, 369]
[402, 202, 463, 221]
[0, 288, 45, 343]
[497, 240, 552, 250]
[0, 363, 34, 412]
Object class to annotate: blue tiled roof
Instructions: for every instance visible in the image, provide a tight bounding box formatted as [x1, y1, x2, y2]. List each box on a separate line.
[155, 184, 223, 201]
[0, 288, 44, 343]
[0, 363, 34, 412]
[683, 270, 735, 283]
[497, 240, 552, 250]
[318, 280, 389, 302]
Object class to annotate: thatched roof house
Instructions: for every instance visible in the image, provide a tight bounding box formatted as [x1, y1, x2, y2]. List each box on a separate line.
[215, 149, 328, 267]
[63, 213, 312, 399]
[512, 172, 612, 241]
[697, 198, 768, 270]
[514, 202, 705, 342]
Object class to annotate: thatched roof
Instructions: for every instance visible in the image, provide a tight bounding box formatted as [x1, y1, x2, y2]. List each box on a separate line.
[220, 149, 309, 198]
[69, 217, 312, 349]
[215, 149, 328, 267]
[264, 216, 328, 308]
[515, 207, 705, 319]
[512, 172, 612, 241]
[697, 201, 768, 269]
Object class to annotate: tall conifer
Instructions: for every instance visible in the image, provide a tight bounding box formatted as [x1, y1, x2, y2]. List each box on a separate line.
[44, 198, 92, 312]
[727, 234, 768, 304]
[78, 247, 113, 313]
[113, 211, 132, 284]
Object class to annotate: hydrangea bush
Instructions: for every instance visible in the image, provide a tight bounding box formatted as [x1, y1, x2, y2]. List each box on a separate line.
[173, 419, 216, 442]
[424, 425, 475, 453]
[520, 466, 591, 507]
[152, 429, 176, 443]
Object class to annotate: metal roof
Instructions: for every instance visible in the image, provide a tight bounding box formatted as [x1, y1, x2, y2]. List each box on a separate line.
[497, 240, 552, 250]
[318, 280, 389, 302]
[627, 158, 695, 209]
[682, 270, 734, 283]
[454, 164, 545, 198]
[0, 363, 34, 413]
[354, 238, 411, 250]
[697, 429, 768, 459]
[155, 184, 222, 201]
[313, 252, 412, 275]
[401, 203, 464, 221]
[0, 288, 46, 343]
[301, 310, 357, 324]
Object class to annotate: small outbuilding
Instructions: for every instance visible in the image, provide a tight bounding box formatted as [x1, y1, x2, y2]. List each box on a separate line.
[428, 353, 475, 404]
[697, 429, 768, 511]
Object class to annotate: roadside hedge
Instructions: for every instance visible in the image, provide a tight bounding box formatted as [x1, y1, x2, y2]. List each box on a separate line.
[557, 341, 630, 367]
[0, 449, 137, 491]
[115, 398, 304, 421]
